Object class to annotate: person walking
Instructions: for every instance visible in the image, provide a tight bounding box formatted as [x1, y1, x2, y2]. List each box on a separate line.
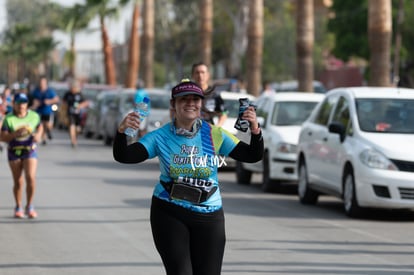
[2, 85, 13, 115]
[0, 93, 43, 218]
[262, 81, 276, 95]
[113, 79, 263, 275]
[191, 62, 228, 127]
[31, 76, 59, 145]
[62, 80, 89, 148]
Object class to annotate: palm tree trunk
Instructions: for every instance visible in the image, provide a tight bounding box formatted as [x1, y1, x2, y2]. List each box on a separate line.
[199, 0, 213, 67]
[125, 3, 140, 88]
[296, 0, 314, 92]
[368, 0, 392, 86]
[246, 0, 263, 97]
[228, 0, 249, 78]
[142, 0, 154, 88]
[69, 33, 76, 78]
[100, 15, 117, 85]
[392, 0, 404, 86]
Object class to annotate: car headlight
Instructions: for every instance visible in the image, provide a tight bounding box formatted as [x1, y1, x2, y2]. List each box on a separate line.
[276, 142, 297, 154]
[151, 120, 162, 128]
[359, 149, 398, 170]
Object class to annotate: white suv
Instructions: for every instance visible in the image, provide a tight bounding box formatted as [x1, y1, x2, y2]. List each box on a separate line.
[297, 87, 414, 217]
[236, 92, 324, 192]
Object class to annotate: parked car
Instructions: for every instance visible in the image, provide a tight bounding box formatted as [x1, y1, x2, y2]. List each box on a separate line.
[296, 87, 414, 217]
[215, 91, 256, 169]
[83, 89, 119, 139]
[101, 88, 170, 145]
[271, 80, 326, 94]
[145, 88, 171, 133]
[79, 83, 119, 130]
[236, 92, 325, 192]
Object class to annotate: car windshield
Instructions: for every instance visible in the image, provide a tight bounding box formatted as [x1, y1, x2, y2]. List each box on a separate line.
[82, 89, 101, 101]
[123, 94, 135, 112]
[356, 98, 414, 133]
[149, 94, 170, 109]
[224, 98, 244, 118]
[272, 101, 318, 126]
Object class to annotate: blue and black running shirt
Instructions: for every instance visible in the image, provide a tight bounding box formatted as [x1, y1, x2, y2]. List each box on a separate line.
[140, 121, 239, 213]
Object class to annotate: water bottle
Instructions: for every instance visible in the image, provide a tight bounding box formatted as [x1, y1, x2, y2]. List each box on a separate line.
[124, 96, 150, 137]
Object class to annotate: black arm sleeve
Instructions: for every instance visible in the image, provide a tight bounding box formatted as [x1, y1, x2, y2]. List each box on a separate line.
[229, 131, 264, 163]
[113, 131, 149, 163]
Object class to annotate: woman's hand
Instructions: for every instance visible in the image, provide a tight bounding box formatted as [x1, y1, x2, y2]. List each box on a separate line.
[14, 127, 30, 138]
[118, 111, 141, 134]
[241, 106, 260, 134]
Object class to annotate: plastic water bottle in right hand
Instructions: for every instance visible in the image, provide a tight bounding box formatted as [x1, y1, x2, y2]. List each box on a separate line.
[124, 97, 150, 137]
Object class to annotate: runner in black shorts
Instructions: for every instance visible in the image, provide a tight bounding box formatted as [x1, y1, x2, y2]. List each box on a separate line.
[62, 80, 89, 148]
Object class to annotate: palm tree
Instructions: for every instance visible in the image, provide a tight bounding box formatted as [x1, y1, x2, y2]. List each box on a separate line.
[85, 0, 119, 85]
[33, 37, 60, 79]
[368, 0, 392, 86]
[61, 4, 93, 79]
[246, 0, 263, 97]
[219, 0, 249, 78]
[142, 0, 155, 88]
[296, 0, 314, 92]
[2, 24, 35, 82]
[125, 0, 141, 88]
[199, 0, 213, 67]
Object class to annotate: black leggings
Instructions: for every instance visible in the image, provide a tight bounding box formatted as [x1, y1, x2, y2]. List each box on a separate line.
[150, 196, 225, 275]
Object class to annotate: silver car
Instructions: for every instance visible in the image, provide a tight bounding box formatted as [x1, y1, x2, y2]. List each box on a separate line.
[83, 89, 119, 139]
[102, 88, 170, 145]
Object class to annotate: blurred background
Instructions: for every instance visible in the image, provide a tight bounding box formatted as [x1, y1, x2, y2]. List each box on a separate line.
[0, 0, 412, 95]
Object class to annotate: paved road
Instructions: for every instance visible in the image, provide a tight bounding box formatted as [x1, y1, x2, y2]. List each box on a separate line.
[1, 129, 414, 275]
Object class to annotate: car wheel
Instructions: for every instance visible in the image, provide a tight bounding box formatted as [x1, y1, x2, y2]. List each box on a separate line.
[236, 161, 252, 185]
[262, 152, 280, 192]
[84, 129, 93, 138]
[298, 161, 318, 204]
[343, 171, 362, 218]
[103, 131, 112, 146]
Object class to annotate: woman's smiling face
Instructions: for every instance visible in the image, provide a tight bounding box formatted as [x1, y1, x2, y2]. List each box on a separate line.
[173, 95, 202, 122]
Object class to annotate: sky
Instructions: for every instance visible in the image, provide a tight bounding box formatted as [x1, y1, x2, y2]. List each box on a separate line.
[0, 0, 133, 50]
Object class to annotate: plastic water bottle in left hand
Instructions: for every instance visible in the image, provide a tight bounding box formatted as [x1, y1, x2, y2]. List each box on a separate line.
[124, 97, 150, 137]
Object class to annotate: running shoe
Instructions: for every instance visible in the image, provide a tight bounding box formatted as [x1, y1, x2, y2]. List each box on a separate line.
[14, 206, 24, 219]
[25, 205, 38, 219]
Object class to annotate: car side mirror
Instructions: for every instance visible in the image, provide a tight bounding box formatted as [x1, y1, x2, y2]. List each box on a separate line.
[257, 116, 265, 128]
[328, 121, 346, 143]
[108, 102, 117, 110]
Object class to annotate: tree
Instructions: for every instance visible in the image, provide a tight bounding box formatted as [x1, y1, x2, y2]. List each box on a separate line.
[154, 0, 199, 81]
[246, 0, 263, 96]
[33, 36, 59, 78]
[199, 0, 213, 67]
[215, 0, 249, 78]
[60, 4, 93, 79]
[125, 0, 141, 88]
[2, 24, 36, 81]
[142, 0, 155, 88]
[368, 0, 392, 86]
[327, 1, 368, 62]
[85, 0, 119, 85]
[296, 0, 314, 92]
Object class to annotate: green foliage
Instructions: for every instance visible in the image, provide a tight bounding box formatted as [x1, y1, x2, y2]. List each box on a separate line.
[262, 0, 296, 82]
[153, 0, 199, 81]
[327, 0, 368, 61]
